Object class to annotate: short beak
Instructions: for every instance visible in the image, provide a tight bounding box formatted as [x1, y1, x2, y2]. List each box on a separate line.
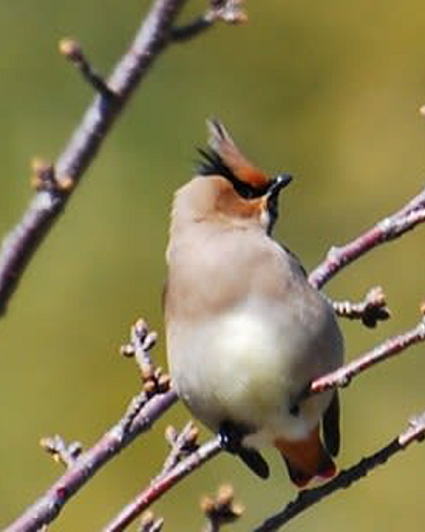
[268, 173, 293, 197]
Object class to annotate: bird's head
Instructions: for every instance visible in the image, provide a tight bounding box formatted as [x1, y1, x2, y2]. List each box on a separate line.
[172, 119, 292, 235]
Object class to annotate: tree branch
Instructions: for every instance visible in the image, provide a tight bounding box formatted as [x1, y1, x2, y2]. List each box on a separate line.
[5, 319, 178, 531]
[253, 412, 425, 531]
[331, 286, 390, 328]
[102, 437, 222, 532]
[59, 39, 116, 98]
[171, 0, 247, 41]
[309, 312, 425, 395]
[39, 435, 83, 469]
[308, 189, 425, 289]
[4, 390, 178, 532]
[0, 0, 220, 317]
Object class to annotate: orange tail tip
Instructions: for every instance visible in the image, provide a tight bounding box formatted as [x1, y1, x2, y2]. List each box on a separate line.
[275, 427, 337, 488]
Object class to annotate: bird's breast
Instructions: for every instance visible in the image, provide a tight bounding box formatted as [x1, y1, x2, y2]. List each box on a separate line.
[167, 297, 341, 445]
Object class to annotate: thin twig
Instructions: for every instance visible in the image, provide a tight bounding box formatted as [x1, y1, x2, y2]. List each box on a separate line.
[102, 438, 222, 532]
[39, 435, 83, 469]
[120, 319, 171, 405]
[171, 0, 247, 41]
[331, 286, 390, 328]
[59, 39, 116, 98]
[310, 312, 425, 395]
[101, 422, 200, 531]
[393, 187, 425, 218]
[253, 412, 425, 531]
[161, 422, 200, 476]
[308, 190, 425, 289]
[171, 15, 214, 41]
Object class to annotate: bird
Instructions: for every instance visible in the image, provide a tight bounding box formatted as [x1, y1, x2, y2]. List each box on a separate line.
[164, 119, 344, 487]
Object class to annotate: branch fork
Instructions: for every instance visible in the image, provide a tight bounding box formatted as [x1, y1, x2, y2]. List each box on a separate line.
[201, 484, 244, 532]
[332, 286, 390, 328]
[120, 319, 171, 399]
[59, 38, 117, 99]
[40, 435, 83, 468]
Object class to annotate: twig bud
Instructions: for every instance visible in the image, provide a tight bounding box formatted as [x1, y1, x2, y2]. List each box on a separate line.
[59, 38, 83, 61]
[165, 425, 178, 444]
[216, 483, 234, 506]
[200, 495, 215, 514]
[158, 373, 171, 392]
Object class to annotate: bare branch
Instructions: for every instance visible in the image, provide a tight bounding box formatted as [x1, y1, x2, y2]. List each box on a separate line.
[331, 286, 390, 328]
[171, 0, 247, 41]
[393, 187, 425, 218]
[253, 412, 425, 531]
[39, 435, 83, 469]
[309, 312, 425, 395]
[102, 421, 200, 531]
[102, 437, 222, 532]
[210, 0, 247, 23]
[171, 15, 214, 41]
[59, 39, 116, 98]
[308, 189, 425, 289]
[120, 319, 171, 404]
[0, 0, 235, 317]
[4, 390, 177, 532]
[5, 319, 177, 531]
[161, 422, 200, 476]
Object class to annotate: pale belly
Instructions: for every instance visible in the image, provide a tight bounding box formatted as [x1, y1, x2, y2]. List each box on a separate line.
[168, 300, 341, 448]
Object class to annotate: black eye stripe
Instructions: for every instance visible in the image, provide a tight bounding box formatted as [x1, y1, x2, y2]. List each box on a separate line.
[232, 179, 267, 199]
[197, 147, 268, 200]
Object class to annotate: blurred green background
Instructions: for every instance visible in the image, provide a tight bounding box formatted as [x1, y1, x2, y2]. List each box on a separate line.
[1, 0, 425, 530]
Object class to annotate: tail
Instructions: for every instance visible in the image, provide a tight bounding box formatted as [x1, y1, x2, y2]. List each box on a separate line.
[274, 427, 336, 488]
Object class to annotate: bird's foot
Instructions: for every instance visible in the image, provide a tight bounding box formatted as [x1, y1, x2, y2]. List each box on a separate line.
[219, 420, 270, 479]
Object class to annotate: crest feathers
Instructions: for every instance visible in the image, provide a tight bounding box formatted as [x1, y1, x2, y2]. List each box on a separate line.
[198, 119, 269, 188]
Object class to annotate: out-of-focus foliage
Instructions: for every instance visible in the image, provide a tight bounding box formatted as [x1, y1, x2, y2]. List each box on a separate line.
[0, 1, 424, 530]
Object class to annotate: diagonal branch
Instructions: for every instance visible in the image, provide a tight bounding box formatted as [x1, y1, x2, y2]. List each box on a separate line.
[253, 412, 425, 531]
[309, 312, 425, 396]
[0, 0, 233, 317]
[308, 189, 425, 289]
[4, 389, 178, 532]
[5, 320, 178, 532]
[59, 39, 116, 98]
[103, 437, 222, 532]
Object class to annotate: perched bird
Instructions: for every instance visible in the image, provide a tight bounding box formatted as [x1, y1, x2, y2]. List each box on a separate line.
[164, 120, 344, 486]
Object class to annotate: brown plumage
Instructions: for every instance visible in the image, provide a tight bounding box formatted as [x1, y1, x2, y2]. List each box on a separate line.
[165, 120, 344, 486]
